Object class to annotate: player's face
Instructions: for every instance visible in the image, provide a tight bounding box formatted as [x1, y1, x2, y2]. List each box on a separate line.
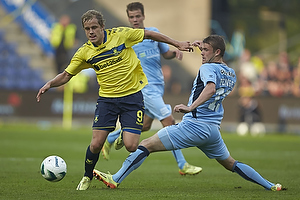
[127, 9, 145, 29]
[83, 17, 104, 46]
[200, 43, 216, 64]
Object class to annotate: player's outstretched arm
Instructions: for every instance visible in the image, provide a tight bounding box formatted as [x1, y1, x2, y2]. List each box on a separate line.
[36, 71, 73, 102]
[144, 30, 193, 52]
[174, 82, 216, 113]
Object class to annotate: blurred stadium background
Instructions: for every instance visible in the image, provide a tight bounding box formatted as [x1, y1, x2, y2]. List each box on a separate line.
[0, 0, 300, 134]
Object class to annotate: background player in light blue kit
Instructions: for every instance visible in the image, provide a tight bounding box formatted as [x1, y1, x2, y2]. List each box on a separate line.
[94, 35, 283, 191]
[102, 2, 202, 175]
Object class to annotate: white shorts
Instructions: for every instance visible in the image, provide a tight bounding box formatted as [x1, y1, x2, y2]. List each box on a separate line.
[142, 84, 171, 121]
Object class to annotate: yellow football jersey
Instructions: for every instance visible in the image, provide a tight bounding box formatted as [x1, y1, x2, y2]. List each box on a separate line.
[65, 27, 148, 97]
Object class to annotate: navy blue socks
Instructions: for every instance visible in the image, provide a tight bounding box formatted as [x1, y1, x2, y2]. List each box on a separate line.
[84, 145, 99, 179]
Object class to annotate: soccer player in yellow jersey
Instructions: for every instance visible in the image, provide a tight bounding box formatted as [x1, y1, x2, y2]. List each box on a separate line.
[36, 9, 193, 190]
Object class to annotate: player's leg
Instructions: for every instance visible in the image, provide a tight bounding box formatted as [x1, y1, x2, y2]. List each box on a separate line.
[94, 119, 202, 188]
[160, 115, 187, 169]
[111, 113, 154, 153]
[77, 96, 118, 190]
[110, 121, 198, 185]
[94, 131, 144, 188]
[110, 111, 162, 154]
[77, 130, 111, 190]
[160, 115, 185, 168]
[101, 128, 121, 160]
[107, 129, 121, 144]
[85, 129, 109, 178]
[119, 91, 145, 152]
[142, 114, 154, 131]
[108, 111, 162, 154]
[104, 112, 155, 158]
[114, 129, 124, 150]
[109, 128, 142, 154]
[161, 115, 202, 175]
[217, 156, 282, 191]
[96, 121, 198, 188]
[94, 91, 147, 187]
[112, 91, 145, 152]
[123, 131, 140, 152]
[202, 124, 282, 191]
[94, 132, 166, 188]
[145, 92, 202, 174]
[103, 91, 145, 158]
[102, 103, 153, 160]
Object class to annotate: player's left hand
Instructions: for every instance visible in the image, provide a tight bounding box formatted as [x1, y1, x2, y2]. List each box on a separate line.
[174, 104, 191, 113]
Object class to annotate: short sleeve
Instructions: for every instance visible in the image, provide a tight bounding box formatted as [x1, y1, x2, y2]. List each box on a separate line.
[124, 28, 144, 48]
[200, 64, 217, 86]
[65, 46, 91, 75]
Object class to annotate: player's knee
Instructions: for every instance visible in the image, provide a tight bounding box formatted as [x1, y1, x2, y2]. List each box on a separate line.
[217, 156, 236, 171]
[142, 126, 151, 132]
[224, 164, 233, 171]
[125, 143, 138, 152]
[161, 116, 175, 127]
[139, 137, 150, 147]
[139, 137, 157, 152]
[90, 142, 101, 153]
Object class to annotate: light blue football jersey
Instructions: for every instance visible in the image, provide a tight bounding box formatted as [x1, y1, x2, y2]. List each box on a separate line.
[132, 27, 169, 86]
[183, 63, 236, 126]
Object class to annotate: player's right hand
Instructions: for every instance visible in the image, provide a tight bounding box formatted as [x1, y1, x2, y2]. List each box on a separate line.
[177, 41, 193, 52]
[36, 84, 50, 102]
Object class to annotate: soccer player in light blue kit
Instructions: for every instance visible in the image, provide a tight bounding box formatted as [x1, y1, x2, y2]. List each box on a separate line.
[94, 35, 283, 191]
[102, 2, 202, 175]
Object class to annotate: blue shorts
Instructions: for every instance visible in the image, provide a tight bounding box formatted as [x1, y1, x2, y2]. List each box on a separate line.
[92, 91, 144, 134]
[157, 119, 230, 160]
[142, 84, 171, 121]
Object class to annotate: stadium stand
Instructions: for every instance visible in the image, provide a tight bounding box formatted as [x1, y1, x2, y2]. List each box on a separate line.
[0, 5, 55, 90]
[0, 29, 45, 90]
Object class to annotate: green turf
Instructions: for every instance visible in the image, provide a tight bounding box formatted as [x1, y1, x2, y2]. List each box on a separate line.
[0, 124, 299, 200]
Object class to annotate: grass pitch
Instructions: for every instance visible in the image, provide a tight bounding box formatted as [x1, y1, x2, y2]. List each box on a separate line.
[0, 123, 299, 200]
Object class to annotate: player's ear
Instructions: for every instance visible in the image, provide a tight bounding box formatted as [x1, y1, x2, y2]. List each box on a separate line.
[215, 49, 221, 56]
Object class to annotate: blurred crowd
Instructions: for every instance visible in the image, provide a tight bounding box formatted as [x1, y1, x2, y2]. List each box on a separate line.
[236, 49, 300, 98]
[232, 49, 300, 135]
